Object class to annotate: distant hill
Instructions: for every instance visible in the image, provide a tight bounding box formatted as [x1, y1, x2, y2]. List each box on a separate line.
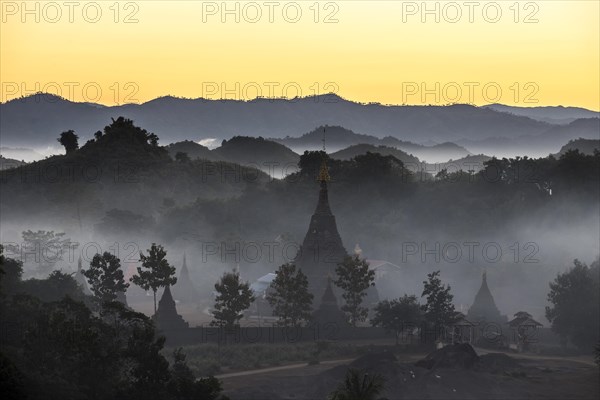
[166, 140, 215, 161]
[0, 117, 269, 226]
[484, 104, 599, 125]
[426, 154, 493, 174]
[1, 93, 556, 149]
[458, 118, 600, 158]
[212, 136, 300, 177]
[556, 138, 600, 156]
[0, 155, 26, 170]
[0, 147, 45, 162]
[276, 126, 470, 163]
[379, 137, 471, 163]
[330, 144, 420, 166]
[165, 137, 300, 177]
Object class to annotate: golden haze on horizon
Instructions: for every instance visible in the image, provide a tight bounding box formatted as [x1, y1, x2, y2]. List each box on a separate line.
[1, 1, 599, 110]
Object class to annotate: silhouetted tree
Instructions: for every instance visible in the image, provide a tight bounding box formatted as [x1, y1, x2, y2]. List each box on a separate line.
[0, 245, 23, 296]
[211, 272, 254, 329]
[57, 130, 79, 154]
[12, 230, 77, 275]
[83, 252, 129, 304]
[131, 244, 177, 314]
[167, 348, 227, 400]
[334, 255, 375, 327]
[266, 263, 313, 327]
[546, 259, 600, 351]
[421, 270, 456, 328]
[371, 295, 422, 345]
[20, 270, 86, 303]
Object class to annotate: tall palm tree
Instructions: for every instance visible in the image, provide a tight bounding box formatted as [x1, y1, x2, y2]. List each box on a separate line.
[329, 368, 386, 400]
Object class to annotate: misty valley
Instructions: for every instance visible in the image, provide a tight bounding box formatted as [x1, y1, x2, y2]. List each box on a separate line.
[1, 2, 600, 397]
[0, 110, 598, 399]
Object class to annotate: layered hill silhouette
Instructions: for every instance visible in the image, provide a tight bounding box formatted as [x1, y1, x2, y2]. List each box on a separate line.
[556, 138, 600, 156]
[1, 93, 568, 149]
[484, 103, 600, 125]
[330, 144, 420, 166]
[166, 136, 300, 177]
[0, 117, 269, 226]
[275, 126, 471, 163]
[166, 140, 215, 161]
[0, 155, 25, 170]
[458, 118, 600, 158]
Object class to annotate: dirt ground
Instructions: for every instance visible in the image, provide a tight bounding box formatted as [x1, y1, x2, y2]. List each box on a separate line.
[220, 347, 599, 400]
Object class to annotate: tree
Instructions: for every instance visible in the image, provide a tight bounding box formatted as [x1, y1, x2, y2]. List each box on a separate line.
[266, 263, 313, 327]
[0, 270, 226, 400]
[545, 259, 599, 351]
[0, 244, 23, 296]
[328, 368, 386, 400]
[334, 255, 375, 327]
[57, 129, 79, 154]
[20, 270, 86, 303]
[13, 230, 77, 275]
[167, 348, 227, 400]
[371, 295, 422, 345]
[83, 252, 129, 304]
[421, 271, 456, 328]
[211, 272, 255, 329]
[131, 244, 177, 314]
[175, 151, 191, 163]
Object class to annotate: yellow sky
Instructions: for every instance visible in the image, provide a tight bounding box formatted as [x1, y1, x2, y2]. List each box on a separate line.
[1, 1, 599, 109]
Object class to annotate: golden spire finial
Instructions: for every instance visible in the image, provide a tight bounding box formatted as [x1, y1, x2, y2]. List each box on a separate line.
[318, 158, 330, 182]
[317, 127, 330, 182]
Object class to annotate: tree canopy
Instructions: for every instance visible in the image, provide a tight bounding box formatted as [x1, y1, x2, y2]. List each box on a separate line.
[545, 259, 600, 351]
[211, 272, 255, 329]
[334, 255, 375, 327]
[83, 252, 129, 304]
[57, 129, 79, 154]
[131, 243, 177, 314]
[266, 263, 313, 327]
[421, 270, 456, 328]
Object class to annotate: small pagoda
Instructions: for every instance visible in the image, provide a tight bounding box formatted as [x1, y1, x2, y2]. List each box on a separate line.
[312, 277, 349, 327]
[467, 271, 507, 323]
[172, 253, 200, 304]
[153, 285, 189, 331]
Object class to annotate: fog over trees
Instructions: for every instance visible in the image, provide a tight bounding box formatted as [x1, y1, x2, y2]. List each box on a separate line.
[0, 117, 598, 399]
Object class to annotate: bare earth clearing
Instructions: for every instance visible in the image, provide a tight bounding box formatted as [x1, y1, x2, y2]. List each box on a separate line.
[220, 347, 599, 400]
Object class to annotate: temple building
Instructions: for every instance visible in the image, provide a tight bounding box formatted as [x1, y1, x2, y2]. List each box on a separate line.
[172, 253, 200, 304]
[467, 271, 507, 323]
[294, 155, 378, 311]
[294, 157, 349, 304]
[153, 285, 189, 331]
[312, 277, 349, 327]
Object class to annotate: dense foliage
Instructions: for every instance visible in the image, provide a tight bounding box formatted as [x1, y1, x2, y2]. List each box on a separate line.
[371, 295, 423, 344]
[83, 252, 130, 303]
[421, 271, 456, 328]
[334, 256, 376, 327]
[211, 272, 255, 329]
[545, 259, 600, 352]
[266, 263, 313, 327]
[328, 368, 386, 400]
[131, 243, 177, 314]
[0, 247, 227, 400]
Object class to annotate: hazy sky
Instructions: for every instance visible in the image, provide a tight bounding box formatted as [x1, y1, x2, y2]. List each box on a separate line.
[1, 1, 599, 109]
